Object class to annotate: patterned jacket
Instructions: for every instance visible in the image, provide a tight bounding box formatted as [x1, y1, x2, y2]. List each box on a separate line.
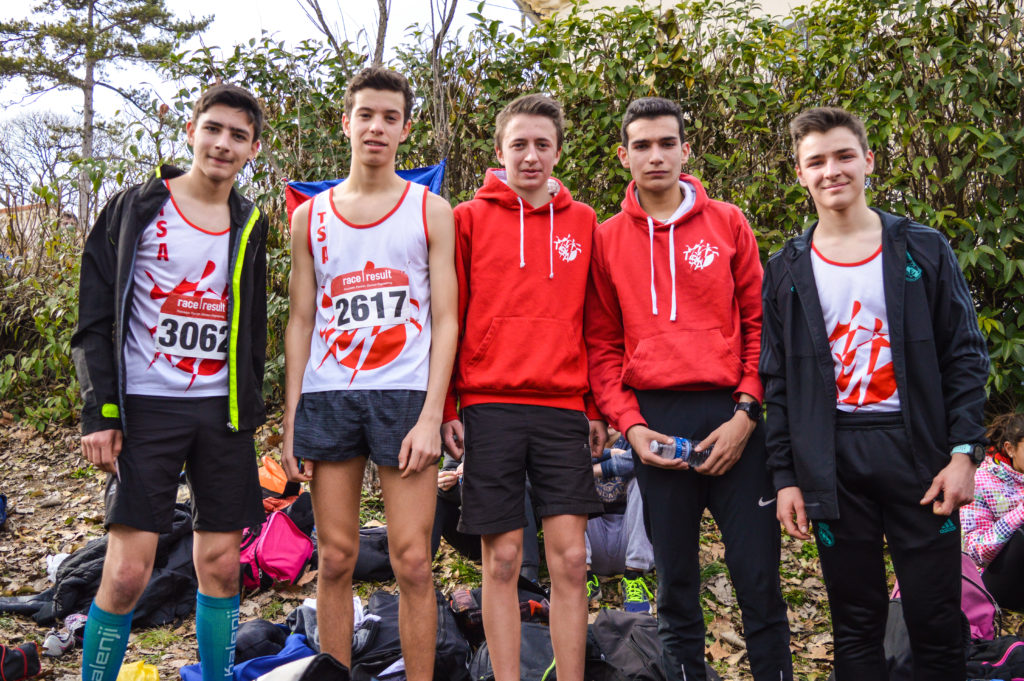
[961, 456, 1024, 567]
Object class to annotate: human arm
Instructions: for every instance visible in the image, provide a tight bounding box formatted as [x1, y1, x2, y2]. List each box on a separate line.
[281, 202, 316, 483]
[777, 485, 811, 540]
[250, 211, 269, 395]
[441, 205, 471, 459]
[400, 194, 458, 477]
[920, 452, 977, 516]
[758, 259, 799, 491]
[692, 393, 757, 476]
[961, 467, 1024, 567]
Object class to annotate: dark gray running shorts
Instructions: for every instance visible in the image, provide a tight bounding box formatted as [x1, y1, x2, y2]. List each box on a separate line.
[292, 389, 426, 467]
[105, 395, 264, 533]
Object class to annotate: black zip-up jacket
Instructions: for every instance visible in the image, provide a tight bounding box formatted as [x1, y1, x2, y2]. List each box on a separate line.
[71, 165, 269, 435]
[760, 209, 989, 519]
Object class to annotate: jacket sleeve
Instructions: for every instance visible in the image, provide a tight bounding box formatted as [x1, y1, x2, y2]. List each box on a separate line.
[928, 234, 989, 447]
[71, 191, 126, 435]
[759, 258, 798, 491]
[960, 467, 1024, 567]
[731, 211, 765, 403]
[251, 212, 269, 394]
[443, 207, 471, 423]
[584, 237, 645, 434]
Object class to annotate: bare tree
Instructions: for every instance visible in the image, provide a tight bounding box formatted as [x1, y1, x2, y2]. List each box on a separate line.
[373, 0, 391, 66]
[428, 0, 460, 162]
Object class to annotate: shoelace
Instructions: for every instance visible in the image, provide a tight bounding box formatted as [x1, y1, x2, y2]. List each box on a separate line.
[623, 577, 652, 601]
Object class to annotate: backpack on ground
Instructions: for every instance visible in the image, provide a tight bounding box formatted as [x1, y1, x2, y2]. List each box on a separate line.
[469, 621, 556, 681]
[588, 609, 664, 681]
[240, 511, 313, 591]
[966, 635, 1024, 678]
[352, 526, 393, 582]
[449, 575, 550, 648]
[891, 552, 999, 641]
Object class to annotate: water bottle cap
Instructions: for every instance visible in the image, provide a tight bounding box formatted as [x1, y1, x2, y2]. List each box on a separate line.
[648, 440, 658, 453]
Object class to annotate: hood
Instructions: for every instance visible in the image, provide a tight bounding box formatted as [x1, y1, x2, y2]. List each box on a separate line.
[617, 173, 708, 321]
[473, 168, 576, 278]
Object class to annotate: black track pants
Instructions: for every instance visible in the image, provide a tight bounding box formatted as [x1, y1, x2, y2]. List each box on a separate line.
[813, 411, 964, 681]
[635, 389, 793, 681]
[982, 528, 1024, 611]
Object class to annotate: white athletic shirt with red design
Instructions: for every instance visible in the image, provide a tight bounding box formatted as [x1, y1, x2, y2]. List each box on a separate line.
[301, 181, 431, 393]
[124, 185, 230, 396]
[811, 243, 901, 412]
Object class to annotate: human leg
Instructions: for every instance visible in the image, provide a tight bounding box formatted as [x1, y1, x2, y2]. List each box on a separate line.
[193, 531, 244, 681]
[983, 528, 1024, 610]
[308, 458, 365, 664]
[521, 485, 541, 583]
[481, 530, 525, 681]
[542, 514, 589, 681]
[623, 478, 655, 573]
[710, 423, 792, 681]
[379, 464, 440, 681]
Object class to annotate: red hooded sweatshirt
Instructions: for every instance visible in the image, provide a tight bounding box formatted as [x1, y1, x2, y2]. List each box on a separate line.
[444, 169, 599, 421]
[585, 173, 764, 434]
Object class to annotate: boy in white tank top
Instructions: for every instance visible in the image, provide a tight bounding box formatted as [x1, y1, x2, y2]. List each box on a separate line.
[282, 67, 457, 679]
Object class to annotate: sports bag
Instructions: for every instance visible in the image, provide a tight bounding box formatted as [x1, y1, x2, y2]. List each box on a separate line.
[966, 635, 1024, 678]
[470, 622, 556, 681]
[891, 552, 999, 641]
[240, 511, 313, 591]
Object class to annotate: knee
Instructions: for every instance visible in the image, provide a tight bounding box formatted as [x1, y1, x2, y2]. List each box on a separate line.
[102, 556, 152, 609]
[316, 541, 358, 582]
[390, 544, 433, 591]
[549, 544, 588, 582]
[486, 543, 522, 584]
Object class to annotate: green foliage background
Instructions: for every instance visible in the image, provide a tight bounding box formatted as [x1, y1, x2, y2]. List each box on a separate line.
[2, 0, 1022, 429]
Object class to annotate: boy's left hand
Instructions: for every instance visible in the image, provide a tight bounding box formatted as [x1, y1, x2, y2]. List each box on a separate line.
[589, 420, 608, 459]
[920, 454, 977, 515]
[399, 419, 443, 478]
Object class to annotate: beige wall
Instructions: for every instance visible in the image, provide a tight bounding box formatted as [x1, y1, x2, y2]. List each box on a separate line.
[515, 0, 804, 21]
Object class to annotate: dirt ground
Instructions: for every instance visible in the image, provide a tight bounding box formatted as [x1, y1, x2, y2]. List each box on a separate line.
[1, 415, 1015, 680]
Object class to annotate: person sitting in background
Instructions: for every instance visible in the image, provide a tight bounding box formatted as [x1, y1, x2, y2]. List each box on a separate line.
[962, 412, 1024, 610]
[585, 436, 656, 614]
[434, 453, 542, 584]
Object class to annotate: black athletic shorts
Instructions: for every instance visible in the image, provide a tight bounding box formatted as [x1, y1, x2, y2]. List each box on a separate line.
[292, 389, 426, 467]
[458, 403, 603, 535]
[105, 395, 264, 533]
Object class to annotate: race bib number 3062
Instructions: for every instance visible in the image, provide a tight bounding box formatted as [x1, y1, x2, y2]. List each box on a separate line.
[330, 267, 411, 332]
[154, 294, 229, 361]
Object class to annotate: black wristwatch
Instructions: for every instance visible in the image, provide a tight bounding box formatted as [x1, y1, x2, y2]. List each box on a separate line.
[733, 400, 762, 422]
[951, 443, 986, 465]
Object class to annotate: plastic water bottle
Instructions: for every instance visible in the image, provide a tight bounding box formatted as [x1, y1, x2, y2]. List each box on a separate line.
[649, 437, 712, 466]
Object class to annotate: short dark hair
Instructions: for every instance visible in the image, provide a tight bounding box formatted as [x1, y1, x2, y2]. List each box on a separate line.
[494, 94, 565, 150]
[192, 84, 265, 142]
[344, 67, 414, 123]
[620, 97, 685, 146]
[789, 107, 869, 161]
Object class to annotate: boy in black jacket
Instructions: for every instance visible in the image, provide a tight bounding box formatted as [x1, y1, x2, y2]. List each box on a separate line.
[761, 107, 989, 679]
[72, 84, 268, 681]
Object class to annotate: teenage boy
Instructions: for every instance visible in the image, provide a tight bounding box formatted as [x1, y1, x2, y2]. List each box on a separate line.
[440, 93, 605, 681]
[72, 84, 268, 681]
[762, 106, 989, 680]
[281, 67, 457, 679]
[585, 97, 793, 681]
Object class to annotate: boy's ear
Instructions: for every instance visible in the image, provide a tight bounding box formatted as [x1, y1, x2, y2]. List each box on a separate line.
[400, 117, 412, 142]
[249, 139, 261, 161]
[495, 144, 505, 166]
[185, 119, 196, 146]
[617, 145, 630, 169]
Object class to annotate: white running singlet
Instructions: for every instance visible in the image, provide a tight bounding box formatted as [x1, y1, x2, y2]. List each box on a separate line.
[811, 243, 900, 412]
[125, 186, 230, 396]
[301, 181, 431, 393]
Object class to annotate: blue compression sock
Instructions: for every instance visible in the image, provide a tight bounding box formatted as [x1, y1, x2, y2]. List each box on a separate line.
[195, 592, 240, 681]
[81, 601, 133, 681]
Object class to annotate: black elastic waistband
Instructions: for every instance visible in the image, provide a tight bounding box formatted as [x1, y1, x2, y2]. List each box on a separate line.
[835, 409, 903, 430]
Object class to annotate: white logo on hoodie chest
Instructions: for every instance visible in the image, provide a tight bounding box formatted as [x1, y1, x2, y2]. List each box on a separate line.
[554, 234, 582, 263]
[682, 239, 719, 271]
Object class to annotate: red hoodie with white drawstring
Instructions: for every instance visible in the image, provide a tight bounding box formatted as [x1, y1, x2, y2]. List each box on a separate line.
[443, 168, 600, 421]
[585, 173, 764, 434]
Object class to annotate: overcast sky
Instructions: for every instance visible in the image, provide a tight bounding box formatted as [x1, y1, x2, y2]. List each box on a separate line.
[2, 0, 527, 120]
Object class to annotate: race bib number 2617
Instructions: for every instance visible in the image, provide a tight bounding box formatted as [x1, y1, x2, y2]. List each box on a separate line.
[330, 267, 411, 332]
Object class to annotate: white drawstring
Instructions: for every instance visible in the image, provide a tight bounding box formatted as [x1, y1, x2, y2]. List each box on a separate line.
[517, 197, 525, 268]
[668, 222, 677, 321]
[647, 216, 658, 315]
[548, 203, 554, 278]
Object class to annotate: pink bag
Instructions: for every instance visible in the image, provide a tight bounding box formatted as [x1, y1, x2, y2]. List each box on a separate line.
[891, 552, 999, 641]
[239, 511, 314, 591]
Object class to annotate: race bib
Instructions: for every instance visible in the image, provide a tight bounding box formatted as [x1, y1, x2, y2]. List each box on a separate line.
[330, 267, 410, 332]
[153, 294, 228, 360]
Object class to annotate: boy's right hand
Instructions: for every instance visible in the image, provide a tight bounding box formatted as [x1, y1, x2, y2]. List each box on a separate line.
[441, 419, 464, 459]
[777, 485, 810, 540]
[81, 429, 122, 474]
[627, 424, 687, 470]
[281, 428, 314, 483]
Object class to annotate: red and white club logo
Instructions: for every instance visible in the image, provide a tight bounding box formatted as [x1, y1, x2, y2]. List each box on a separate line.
[316, 262, 421, 383]
[829, 300, 897, 408]
[147, 260, 229, 389]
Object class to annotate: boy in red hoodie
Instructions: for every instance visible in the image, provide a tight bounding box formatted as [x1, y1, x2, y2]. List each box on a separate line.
[441, 94, 604, 681]
[585, 97, 792, 681]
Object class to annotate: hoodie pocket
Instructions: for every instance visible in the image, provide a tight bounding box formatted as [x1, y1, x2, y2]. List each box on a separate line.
[622, 328, 742, 390]
[465, 317, 586, 394]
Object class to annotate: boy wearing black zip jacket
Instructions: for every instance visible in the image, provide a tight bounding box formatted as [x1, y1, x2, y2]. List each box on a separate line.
[761, 107, 989, 680]
[71, 85, 268, 681]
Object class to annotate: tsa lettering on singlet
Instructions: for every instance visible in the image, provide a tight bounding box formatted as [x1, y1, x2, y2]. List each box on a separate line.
[153, 294, 229, 360]
[330, 266, 411, 332]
